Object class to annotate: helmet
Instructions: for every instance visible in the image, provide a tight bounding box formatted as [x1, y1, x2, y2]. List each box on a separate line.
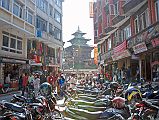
[39, 82, 52, 97]
[109, 82, 120, 91]
[125, 86, 142, 102]
[112, 97, 126, 109]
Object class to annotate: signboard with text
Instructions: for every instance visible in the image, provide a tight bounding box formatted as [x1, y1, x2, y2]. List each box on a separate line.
[133, 42, 147, 54]
[112, 50, 131, 61]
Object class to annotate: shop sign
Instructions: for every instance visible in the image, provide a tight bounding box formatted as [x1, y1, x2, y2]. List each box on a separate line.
[2, 58, 26, 64]
[133, 42, 147, 54]
[152, 38, 159, 47]
[94, 46, 98, 65]
[29, 60, 42, 66]
[131, 54, 139, 60]
[112, 50, 131, 61]
[151, 61, 159, 67]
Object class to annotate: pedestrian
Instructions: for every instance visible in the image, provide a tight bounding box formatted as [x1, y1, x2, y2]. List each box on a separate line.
[126, 66, 131, 83]
[33, 74, 40, 97]
[0, 82, 4, 94]
[47, 73, 53, 86]
[18, 74, 23, 90]
[136, 66, 140, 83]
[28, 73, 34, 92]
[22, 73, 28, 96]
[58, 75, 65, 97]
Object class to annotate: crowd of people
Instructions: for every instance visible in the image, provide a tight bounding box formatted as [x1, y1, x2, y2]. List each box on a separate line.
[19, 72, 67, 98]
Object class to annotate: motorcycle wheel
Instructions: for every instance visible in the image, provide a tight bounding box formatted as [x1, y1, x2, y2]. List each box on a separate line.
[142, 109, 157, 120]
[50, 109, 63, 119]
[44, 109, 63, 120]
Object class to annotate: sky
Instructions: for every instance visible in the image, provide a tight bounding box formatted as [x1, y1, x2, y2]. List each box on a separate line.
[62, 0, 94, 49]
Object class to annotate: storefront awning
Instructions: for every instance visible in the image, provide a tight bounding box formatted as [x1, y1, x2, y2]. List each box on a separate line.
[97, 28, 118, 45]
[0, 57, 28, 64]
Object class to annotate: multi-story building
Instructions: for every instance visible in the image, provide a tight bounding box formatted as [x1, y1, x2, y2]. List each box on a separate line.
[28, 0, 64, 77]
[93, 0, 159, 82]
[0, 0, 64, 85]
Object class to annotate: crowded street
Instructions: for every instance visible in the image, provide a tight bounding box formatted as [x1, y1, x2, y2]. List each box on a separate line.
[0, 0, 159, 119]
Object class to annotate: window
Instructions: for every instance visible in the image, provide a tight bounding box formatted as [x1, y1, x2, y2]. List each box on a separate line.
[134, 18, 139, 34]
[107, 15, 110, 26]
[10, 38, 16, 49]
[54, 0, 62, 8]
[108, 38, 111, 50]
[36, 0, 48, 13]
[49, 4, 53, 17]
[17, 40, 22, 50]
[1, 0, 10, 10]
[114, 2, 119, 15]
[54, 27, 61, 40]
[54, 9, 61, 23]
[155, 0, 159, 21]
[138, 9, 149, 31]
[26, 9, 33, 24]
[1, 31, 23, 54]
[13, 0, 23, 18]
[49, 23, 54, 36]
[36, 16, 47, 32]
[124, 25, 131, 40]
[3, 35, 9, 47]
[109, 4, 115, 15]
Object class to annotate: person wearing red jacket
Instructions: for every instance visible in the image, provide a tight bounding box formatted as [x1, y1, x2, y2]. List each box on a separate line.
[22, 73, 28, 96]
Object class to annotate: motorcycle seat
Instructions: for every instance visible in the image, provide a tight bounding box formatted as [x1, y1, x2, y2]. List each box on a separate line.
[4, 102, 25, 113]
[13, 95, 27, 102]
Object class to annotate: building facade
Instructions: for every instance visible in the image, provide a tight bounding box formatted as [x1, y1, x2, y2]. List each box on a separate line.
[93, 0, 159, 82]
[0, 0, 64, 85]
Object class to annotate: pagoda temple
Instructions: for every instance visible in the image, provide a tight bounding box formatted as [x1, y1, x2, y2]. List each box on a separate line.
[64, 27, 95, 69]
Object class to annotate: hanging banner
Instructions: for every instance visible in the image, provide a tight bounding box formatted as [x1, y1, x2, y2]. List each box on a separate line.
[89, 2, 94, 18]
[94, 46, 98, 65]
[113, 40, 127, 54]
[133, 42, 147, 54]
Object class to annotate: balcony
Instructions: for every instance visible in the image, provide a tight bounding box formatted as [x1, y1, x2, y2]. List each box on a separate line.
[105, 26, 115, 34]
[112, 15, 125, 26]
[127, 21, 159, 48]
[123, 0, 147, 15]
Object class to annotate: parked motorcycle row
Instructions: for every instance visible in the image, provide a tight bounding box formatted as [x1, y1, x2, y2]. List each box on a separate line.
[0, 82, 64, 120]
[62, 80, 159, 120]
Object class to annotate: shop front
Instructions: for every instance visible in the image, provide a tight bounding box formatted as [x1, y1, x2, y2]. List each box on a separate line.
[132, 42, 148, 81]
[104, 51, 113, 81]
[151, 38, 159, 82]
[112, 41, 131, 80]
[127, 21, 159, 82]
[0, 57, 29, 91]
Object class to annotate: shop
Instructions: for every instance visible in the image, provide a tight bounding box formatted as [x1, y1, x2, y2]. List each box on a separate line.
[0, 57, 28, 90]
[112, 41, 131, 78]
[151, 38, 159, 82]
[132, 42, 148, 80]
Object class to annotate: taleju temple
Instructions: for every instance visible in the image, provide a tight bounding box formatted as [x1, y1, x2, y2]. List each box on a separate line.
[64, 27, 95, 69]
